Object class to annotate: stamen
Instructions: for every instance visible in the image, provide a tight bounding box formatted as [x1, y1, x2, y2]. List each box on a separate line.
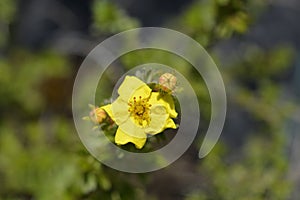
[127, 96, 151, 127]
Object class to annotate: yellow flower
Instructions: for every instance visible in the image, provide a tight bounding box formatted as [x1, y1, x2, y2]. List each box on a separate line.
[101, 76, 178, 149]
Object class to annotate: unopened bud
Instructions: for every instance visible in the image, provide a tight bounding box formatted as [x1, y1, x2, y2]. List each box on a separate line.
[159, 73, 177, 90]
[90, 107, 107, 124]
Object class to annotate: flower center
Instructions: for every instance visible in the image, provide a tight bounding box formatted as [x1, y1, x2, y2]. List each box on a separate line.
[128, 96, 151, 127]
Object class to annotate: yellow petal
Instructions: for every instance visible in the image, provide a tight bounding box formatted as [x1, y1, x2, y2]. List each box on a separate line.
[145, 105, 169, 135]
[165, 117, 177, 129]
[162, 94, 178, 118]
[129, 85, 152, 102]
[151, 104, 167, 115]
[148, 92, 178, 118]
[119, 118, 146, 138]
[115, 127, 146, 149]
[118, 76, 151, 101]
[111, 97, 130, 125]
[101, 104, 115, 121]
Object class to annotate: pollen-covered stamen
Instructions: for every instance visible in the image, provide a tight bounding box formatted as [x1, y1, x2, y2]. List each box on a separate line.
[128, 96, 151, 127]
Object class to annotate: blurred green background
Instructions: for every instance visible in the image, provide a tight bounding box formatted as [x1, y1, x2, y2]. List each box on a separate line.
[1, 0, 300, 199]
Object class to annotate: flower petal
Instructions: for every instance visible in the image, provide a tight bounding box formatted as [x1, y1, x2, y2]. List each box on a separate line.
[148, 92, 178, 118]
[111, 97, 130, 125]
[129, 85, 152, 101]
[119, 118, 146, 138]
[151, 104, 167, 115]
[165, 117, 177, 129]
[118, 76, 151, 101]
[145, 112, 177, 135]
[101, 104, 115, 121]
[115, 127, 146, 149]
[145, 107, 169, 135]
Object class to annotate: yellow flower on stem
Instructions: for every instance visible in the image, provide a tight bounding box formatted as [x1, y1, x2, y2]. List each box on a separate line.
[101, 76, 178, 149]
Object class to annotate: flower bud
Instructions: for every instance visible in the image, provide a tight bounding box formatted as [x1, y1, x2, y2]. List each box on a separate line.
[159, 73, 177, 90]
[90, 107, 107, 124]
